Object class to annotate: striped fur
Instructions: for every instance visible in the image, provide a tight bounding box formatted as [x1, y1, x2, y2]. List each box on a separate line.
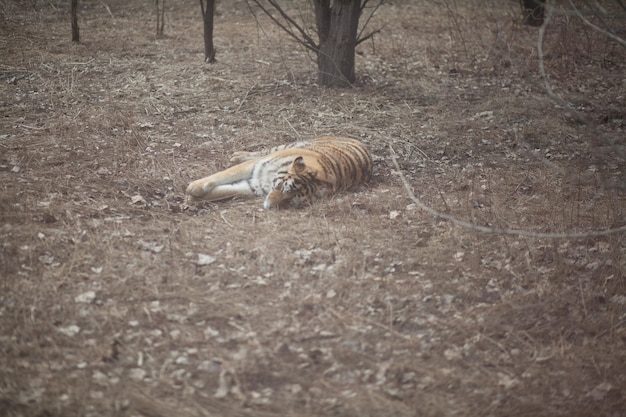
[186, 136, 372, 209]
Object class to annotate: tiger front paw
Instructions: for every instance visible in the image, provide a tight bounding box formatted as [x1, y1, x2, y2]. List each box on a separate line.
[185, 180, 214, 199]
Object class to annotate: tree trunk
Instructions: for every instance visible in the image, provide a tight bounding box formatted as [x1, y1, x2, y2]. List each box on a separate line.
[71, 0, 79, 42]
[313, 0, 331, 46]
[200, 0, 216, 62]
[314, 0, 360, 87]
[156, 0, 165, 37]
[521, 0, 544, 26]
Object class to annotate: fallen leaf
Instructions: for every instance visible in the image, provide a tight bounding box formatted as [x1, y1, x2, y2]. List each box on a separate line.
[75, 291, 96, 303]
[58, 325, 81, 337]
[130, 195, 147, 205]
[128, 368, 147, 381]
[197, 253, 216, 266]
[138, 240, 164, 253]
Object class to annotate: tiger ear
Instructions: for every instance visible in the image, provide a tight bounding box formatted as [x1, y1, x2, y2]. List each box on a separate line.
[292, 156, 306, 174]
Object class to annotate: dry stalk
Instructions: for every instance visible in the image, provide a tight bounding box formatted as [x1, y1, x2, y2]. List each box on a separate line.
[130, 390, 202, 417]
[328, 307, 413, 342]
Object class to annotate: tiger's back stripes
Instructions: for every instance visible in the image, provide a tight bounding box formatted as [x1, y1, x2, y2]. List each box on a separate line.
[185, 136, 372, 209]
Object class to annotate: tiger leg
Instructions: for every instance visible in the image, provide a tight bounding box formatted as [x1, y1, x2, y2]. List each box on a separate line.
[186, 159, 258, 201]
[230, 143, 295, 164]
[230, 151, 265, 164]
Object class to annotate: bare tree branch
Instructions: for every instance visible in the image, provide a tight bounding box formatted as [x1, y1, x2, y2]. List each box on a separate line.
[536, 0, 591, 126]
[356, 0, 385, 45]
[537, 1, 625, 120]
[267, 0, 319, 48]
[356, 27, 383, 45]
[361, 0, 370, 13]
[247, 0, 319, 53]
[390, 146, 626, 239]
[532, 0, 626, 195]
[537, 0, 560, 103]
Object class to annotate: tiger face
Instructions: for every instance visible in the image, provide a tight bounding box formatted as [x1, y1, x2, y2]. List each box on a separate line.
[263, 156, 321, 210]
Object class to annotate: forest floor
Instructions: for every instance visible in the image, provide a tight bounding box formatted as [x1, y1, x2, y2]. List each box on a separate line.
[1, 1, 625, 416]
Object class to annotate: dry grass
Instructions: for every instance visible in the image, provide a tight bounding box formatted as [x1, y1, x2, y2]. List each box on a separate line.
[1, 1, 625, 416]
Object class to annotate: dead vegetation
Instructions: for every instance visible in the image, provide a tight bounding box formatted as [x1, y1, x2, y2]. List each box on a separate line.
[0, 1, 624, 416]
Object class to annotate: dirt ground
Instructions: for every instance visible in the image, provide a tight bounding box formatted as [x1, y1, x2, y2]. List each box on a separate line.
[1, 1, 625, 416]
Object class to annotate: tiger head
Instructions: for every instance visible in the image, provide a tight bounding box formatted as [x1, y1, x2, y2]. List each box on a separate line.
[264, 156, 319, 210]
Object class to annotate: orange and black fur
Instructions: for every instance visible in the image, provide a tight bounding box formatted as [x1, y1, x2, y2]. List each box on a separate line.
[186, 136, 372, 209]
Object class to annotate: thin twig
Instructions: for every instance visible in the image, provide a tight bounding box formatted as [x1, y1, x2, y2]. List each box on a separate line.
[235, 82, 258, 113]
[356, 27, 383, 46]
[281, 115, 300, 138]
[578, 275, 589, 317]
[61, 59, 95, 65]
[130, 390, 200, 417]
[431, 173, 452, 213]
[328, 308, 413, 342]
[220, 210, 234, 228]
[356, 0, 385, 45]
[537, 1, 560, 103]
[267, 0, 318, 47]
[100, 1, 115, 19]
[597, 316, 626, 338]
[18, 124, 47, 130]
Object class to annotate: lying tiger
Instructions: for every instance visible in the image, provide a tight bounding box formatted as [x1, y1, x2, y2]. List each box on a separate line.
[186, 136, 372, 209]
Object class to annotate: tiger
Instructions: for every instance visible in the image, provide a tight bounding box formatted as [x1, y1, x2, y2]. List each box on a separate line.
[185, 136, 372, 210]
